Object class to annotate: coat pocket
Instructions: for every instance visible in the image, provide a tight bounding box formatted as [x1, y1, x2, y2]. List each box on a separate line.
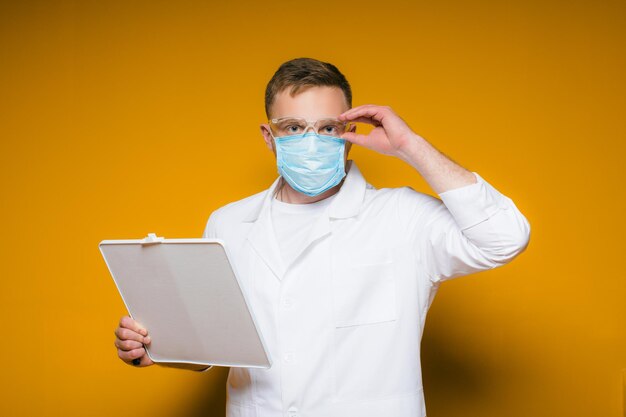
[331, 256, 398, 328]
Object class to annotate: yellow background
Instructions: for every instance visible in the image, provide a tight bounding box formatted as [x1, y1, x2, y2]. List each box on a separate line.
[1, 0, 624, 416]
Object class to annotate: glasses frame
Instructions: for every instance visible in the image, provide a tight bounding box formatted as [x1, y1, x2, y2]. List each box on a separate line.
[268, 116, 354, 138]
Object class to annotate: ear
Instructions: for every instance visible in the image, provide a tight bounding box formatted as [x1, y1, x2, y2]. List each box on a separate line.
[259, 123, 275, 153]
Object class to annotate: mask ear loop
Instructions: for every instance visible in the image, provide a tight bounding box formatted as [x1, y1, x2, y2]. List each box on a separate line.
[274, 176, 289, 202]
[268, 124, 277, 152]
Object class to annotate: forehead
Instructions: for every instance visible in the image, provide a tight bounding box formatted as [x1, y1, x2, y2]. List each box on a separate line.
[270, 85, 349, 119]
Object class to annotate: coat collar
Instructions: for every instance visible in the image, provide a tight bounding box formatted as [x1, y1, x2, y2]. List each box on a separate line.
[242, 159, 367, 223]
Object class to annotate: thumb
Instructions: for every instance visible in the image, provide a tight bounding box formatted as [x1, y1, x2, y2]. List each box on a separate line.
[341, 132, 368, 146]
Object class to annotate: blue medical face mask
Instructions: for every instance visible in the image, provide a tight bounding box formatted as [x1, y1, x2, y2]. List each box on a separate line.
[273, 131, 346, 197]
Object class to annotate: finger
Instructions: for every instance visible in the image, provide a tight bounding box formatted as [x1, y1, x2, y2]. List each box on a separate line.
[119, 315, 148, 336]
[340, 132, 370, 147]
[118, 347, 145, 362]
[339, 104, 380, 119]
[132, 350, 154, 367]
[132, 353, 155, 368]
[114, 338, 144, 351]
[339, 105, 390, 123]
[139, 354, 154, 367]
[115, 327, 145, 344]
[344, 116, 382, 127]
[342, 106, 389, 123]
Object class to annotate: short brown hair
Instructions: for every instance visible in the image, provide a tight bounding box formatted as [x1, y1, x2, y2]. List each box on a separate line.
[264, 57, 352, 118]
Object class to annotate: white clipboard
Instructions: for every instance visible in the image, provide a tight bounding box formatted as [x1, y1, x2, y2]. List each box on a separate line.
[99, 233, 272, 369]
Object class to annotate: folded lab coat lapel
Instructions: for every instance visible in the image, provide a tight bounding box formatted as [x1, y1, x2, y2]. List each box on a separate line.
[243, 175, 286, 281]
[242, 159, 367, 282]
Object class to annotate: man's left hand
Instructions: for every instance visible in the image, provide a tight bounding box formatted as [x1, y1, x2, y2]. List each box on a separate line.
[338, 105, 419, 161]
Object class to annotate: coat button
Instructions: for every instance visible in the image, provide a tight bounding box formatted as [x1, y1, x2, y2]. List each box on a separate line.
[283, 352, 294, 363]
[282, 298, 294, 309]
[288, 406, 298, 417]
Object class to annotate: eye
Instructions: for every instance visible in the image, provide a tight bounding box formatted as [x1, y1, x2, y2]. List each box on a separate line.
[320, 123, 341, 135]
[275, 119, 306, 135]
[286, 125, 302, 134]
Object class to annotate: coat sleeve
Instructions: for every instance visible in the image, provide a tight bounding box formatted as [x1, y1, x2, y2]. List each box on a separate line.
[398, 171, 531, 283]
[202, 210, 219, 239]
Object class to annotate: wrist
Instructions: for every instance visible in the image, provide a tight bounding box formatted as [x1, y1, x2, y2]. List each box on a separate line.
[396, 132, 425, 165]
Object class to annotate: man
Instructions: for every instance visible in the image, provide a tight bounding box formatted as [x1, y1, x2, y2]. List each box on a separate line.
[114, 57, 531, 417]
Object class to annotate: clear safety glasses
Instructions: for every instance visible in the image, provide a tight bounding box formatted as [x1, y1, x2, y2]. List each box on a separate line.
[268, 116, 354, 138]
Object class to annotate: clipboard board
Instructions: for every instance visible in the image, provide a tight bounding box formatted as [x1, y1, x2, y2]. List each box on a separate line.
[99, 233, 272, 369]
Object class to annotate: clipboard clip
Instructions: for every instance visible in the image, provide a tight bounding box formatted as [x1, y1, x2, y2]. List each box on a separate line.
[141, 233, 165, 246]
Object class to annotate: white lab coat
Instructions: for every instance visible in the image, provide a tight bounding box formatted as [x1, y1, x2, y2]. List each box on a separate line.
[201, 159, 531, 417]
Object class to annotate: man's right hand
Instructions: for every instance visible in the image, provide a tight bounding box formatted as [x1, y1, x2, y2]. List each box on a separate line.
[114, 315, 154, 367]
